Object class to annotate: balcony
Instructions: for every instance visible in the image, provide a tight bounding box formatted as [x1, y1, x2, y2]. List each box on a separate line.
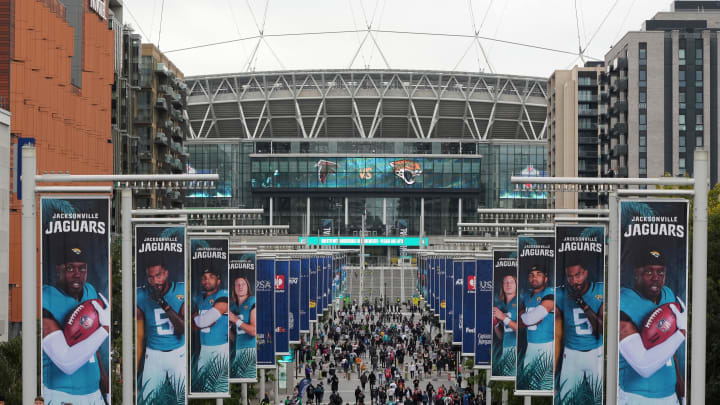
[615, 101, 628, 113]
[171, 92, 183, 108]
[617, 167, 629, 177]
[171, 158, 184, 173]
[155, 63, 169, 77]
[611, 122, 627, 138]
[170, 141, 182, 154]
[159, 85, 173, 95]
[172, 109, 184, 122]
[579, 150, 598, 159]
[579, 136, 599, 145]
[171, 126, 183, 141]
[156, 98, 168, 112]
[154, 132, 168, 146]
[612, 144, 628, 158]
[578, 108, 598, 117]
[138, 151, 152, 160]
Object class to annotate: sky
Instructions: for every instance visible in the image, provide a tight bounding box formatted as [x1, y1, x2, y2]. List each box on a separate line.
[121, 0, 675, 79]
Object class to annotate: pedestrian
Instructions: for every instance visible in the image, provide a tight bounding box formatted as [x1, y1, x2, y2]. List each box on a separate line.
[360, 371, 368, 391]
[307, 382, 315, 404]
[315, 382, 325, 405]
[369, 371, 377, 390]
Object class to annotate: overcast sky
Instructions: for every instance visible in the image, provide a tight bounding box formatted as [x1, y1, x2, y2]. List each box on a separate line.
[122, 0, 674, 79]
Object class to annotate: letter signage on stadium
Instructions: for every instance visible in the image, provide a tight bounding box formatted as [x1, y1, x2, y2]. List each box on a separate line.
[617, 200, 688, 404]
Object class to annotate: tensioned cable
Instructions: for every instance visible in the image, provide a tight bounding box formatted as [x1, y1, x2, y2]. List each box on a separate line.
[348, 0, 369, 68]
[157, 0, 165, 49]
[612, 0, 638, 46]
[584, 0, 621, 51]
[573, 0, 583, 58]
[164, 29, 600, 60]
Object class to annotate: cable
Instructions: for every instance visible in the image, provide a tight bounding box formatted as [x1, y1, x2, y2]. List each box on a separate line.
[348, 0, 369, 68]
[612, 0, 638, 46]
[157, 0, 165, 50]
[573, 0, 583, 57]
[163, 28, 600, 60]
[584, 0, 620, 51]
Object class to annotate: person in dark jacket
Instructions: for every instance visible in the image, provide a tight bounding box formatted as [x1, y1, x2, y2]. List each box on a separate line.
[315, 382, 325, 405]
[360, 372, 368, 391]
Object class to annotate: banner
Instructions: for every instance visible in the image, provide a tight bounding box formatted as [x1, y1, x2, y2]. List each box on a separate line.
[189, 238, 229, 397]
[475, 258, 493, 369]
[274, 259, 290, 355]
[300, 257, 310, 333]
[321, 219, 333, 236]
[516, 236, 555, 395]
[322, 255, 329, 311]
[445, 257, 454, 333]
[229, 251, 257, 383]
[491, 250, 518, 381]
[439, 258, 448, 322]
[428, 257, 435, 314]
[618, 200, 688, 404]
[309, 256, 318, 323]
[289, 259, 301, 344]
[453, 260, 463, 346]
[135, 225, 187, 404]
[318, 256, 326, 313]
[554, 225, 605, 404]
[434, 257, 441, 316]
[256, 256, 276, 368]
[462, 260, 477, 357]
[41, 197, 111, 404]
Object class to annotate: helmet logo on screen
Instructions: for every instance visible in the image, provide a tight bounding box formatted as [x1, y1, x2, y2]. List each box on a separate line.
[389, 160, 422, 185]
[315, 160, 338, 184]
[467, 276, 476, 291]
[275, 275, 285, 290]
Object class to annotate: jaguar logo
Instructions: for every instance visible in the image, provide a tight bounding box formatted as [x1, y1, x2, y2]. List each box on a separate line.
[389, 160, 422, 185]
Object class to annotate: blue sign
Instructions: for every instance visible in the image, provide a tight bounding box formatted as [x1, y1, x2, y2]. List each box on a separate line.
[256, 257, 275, 368]
[274, 259, 290, 355]
[300, 258, 310, 333]
[440, 258, 448, 322]
[462, 260, 477, 356]
[289, 259, 301, 344]
[453, 260, 463, 346]
[475, 259, 493, 368]
[445, 258, 454, 333]
[309, 257, 318, 322]
[434, 258, 441, 316]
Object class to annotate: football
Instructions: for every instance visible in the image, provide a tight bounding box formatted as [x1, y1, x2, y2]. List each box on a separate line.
[63, 299, 103, 346]
[493, 316, 500, 328]
[640, 303, 678, 349]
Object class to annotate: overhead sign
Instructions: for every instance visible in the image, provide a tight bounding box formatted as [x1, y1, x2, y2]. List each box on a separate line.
[299, 236, 428, 247]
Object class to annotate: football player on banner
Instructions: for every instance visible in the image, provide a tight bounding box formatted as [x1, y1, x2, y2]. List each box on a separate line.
[229, 276, 257, 379]
[191, 266, 229, 391]
[42, 234, 110, 405]
[518, 263, 555, 390]
[136, 253, 186, 403]
[492, 270, 518, 376]
[619, 241, 686, 405]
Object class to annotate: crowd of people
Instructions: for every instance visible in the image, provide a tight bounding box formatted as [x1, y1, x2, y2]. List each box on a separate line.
[269, 301, 487, 405]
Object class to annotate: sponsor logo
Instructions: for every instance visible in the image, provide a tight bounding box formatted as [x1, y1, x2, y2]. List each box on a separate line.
[440, 301, 446, 309]
[256, 279, 273, 291]
[177, 295, 184, 301]
[289, 277, 299, 285]
[465, 327, 475, 334]
[289, 312, 294, 328]
[658, 318, 672, 332]
[309, 300, 316, 308]
[275, 275, 286, 290]
[467, 276, 476, 291]
[276, 326, 287, 333]
[477, 280, 493, 292]
[458, 314, 463, 329]
[455, 279, 463, 286]
[72, 247, 82, 256]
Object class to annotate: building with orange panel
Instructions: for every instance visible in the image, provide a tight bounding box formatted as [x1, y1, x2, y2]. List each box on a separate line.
[0, 0, 114, 331]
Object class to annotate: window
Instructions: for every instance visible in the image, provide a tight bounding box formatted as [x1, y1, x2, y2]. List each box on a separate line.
[697, 135, 704, 147]
[679, 158, 686, 170]
[679, 114, 686, 130]
[679, 92, 686, 109]
[639, 46, 647, 65]
[639, 70, 647, 82]
[696, 114, 704, 131]
[679, 135, 686, 152]
[679, 48, 686, 65]
[639, 114, 647, 131]
[696, 39, 704, 65]
[578, 90, 593, 101]
[696, 70, 703, 86]
[640, 158, 647, 169]
[679, 71, 686, 87]
[639, 91, 647, 109]
[696, 92, 704, 108]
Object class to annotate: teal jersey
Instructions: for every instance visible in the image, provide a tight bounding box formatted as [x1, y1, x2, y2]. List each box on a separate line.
[619, 286, 678, 398]
[231, 296, 257, 349]
[42, 283, 102, 395]
[137, 282, 185, 351]
[556, 282, 604, 351]
[522, 286, 554, 344]
[494, 297, 517, 348]
[195, 288, 229, 346]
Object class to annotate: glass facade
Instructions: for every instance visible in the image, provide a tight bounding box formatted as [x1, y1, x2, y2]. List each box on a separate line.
[186, 140, 547, 235]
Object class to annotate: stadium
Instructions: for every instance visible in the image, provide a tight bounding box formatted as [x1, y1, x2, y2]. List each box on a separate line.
[185, 69, 548, 249]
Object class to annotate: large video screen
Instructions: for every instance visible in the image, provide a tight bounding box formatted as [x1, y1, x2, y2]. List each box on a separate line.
[250, 156, 482, 191]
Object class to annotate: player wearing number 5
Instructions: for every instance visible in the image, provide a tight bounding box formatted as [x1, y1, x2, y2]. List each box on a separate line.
[554, 254, 603, 403]
[191, 266, 229, 388]
[136, 255, 186, 402]
[619, 245, 686, 405]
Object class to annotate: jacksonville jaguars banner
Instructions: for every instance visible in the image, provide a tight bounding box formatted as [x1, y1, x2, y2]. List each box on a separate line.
[445, 257, 454, 334]
[275, 258, 290, 355]
[617, 200, 688, 405]
[554, 225, 605, 405]
[135, 225, 187, 405]
[300, 257, 310, 333]
[256, 255, 276, 369]
[41, 197, 111, 405]
[189, 238, 230, 397]
[453, 260, 463, 346]
[289, 259, 301, 344]
[229, 251, 258, 383]
[516, 236, 555, 395]
[491, 250, 518, 381]
[475, 258, 493, 369]
[309, 256, 318, 323]
[462, 259, 477, 357]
